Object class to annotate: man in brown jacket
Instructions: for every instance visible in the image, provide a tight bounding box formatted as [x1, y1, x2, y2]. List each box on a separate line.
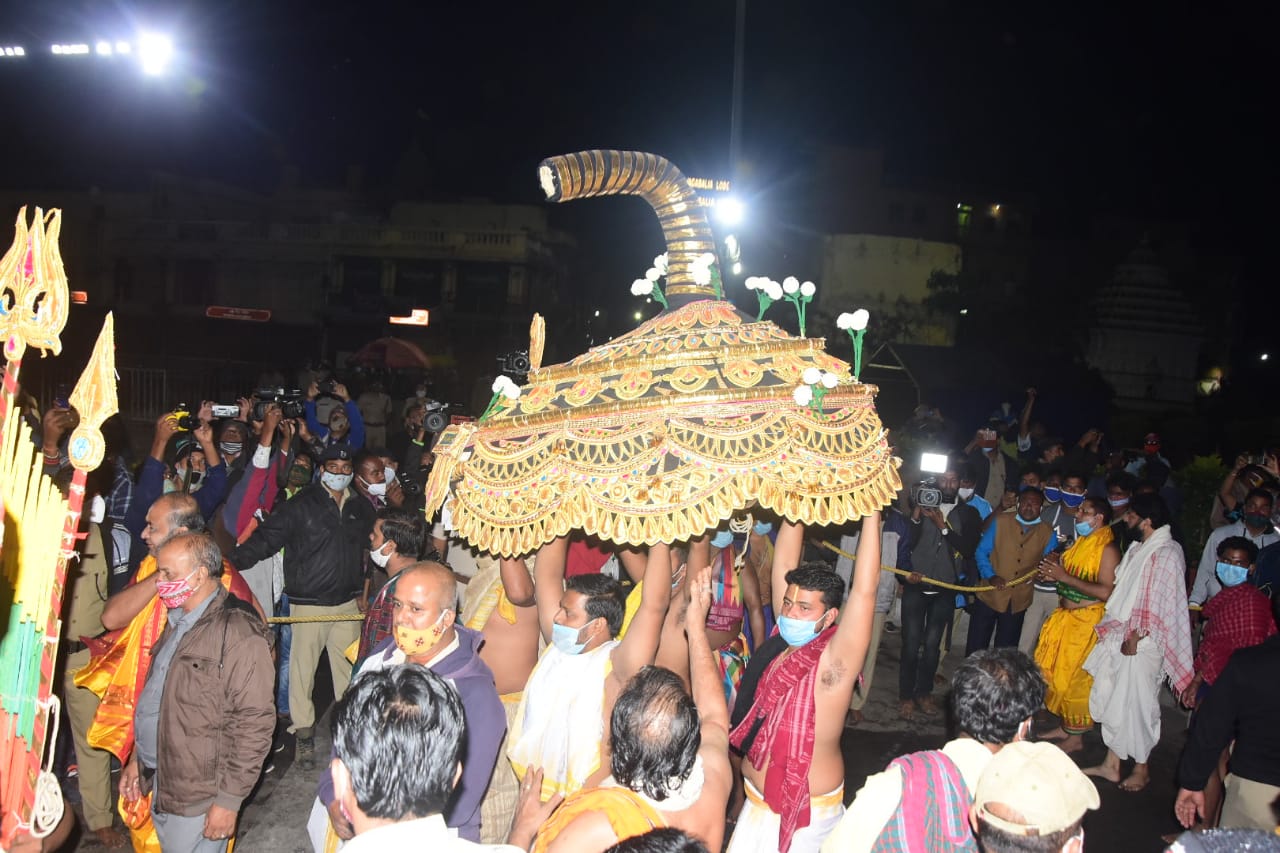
[966, 488, 1057, 654]
[121, 532, 275, 852]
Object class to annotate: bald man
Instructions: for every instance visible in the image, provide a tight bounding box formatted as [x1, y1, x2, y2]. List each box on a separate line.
[310, 562, 506, 848]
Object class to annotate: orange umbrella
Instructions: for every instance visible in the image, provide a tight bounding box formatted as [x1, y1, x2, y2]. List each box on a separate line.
[351, 337, 431, 370]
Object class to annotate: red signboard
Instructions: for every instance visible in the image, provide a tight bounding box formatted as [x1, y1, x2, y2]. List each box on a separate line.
[206, 306, 271, 322]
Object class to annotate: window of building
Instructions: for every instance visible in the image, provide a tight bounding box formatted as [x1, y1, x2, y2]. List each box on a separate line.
[395, 260, 444, 305]
[454, 262, 508, 313]
[173, 259, 215, 307]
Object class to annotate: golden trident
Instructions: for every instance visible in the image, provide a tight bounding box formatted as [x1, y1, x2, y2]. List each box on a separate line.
[0, 204, 116, 846]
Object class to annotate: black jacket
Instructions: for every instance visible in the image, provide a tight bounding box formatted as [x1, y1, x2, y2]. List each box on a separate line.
[229, 484, 375, 605]
[1178, 634, 1280, 790]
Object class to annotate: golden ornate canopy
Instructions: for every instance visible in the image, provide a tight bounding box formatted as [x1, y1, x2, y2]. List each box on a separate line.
[423, 151, 900, 556]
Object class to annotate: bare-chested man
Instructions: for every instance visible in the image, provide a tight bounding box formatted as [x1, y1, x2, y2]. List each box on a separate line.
[505, 537, 672, 802]
[726, 513, 881, 853]
[459, 550, 543, 843]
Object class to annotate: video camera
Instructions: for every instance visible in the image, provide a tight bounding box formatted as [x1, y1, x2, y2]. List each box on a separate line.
[911, 451, 948, 508]
[498, 350, 531, 376]
[911, 479, 942, 508]
[252, 388, 307, 421]
[422, 400, 450, 433]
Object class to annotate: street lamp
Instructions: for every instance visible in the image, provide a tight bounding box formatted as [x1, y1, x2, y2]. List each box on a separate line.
[138, 32, 173, 75]
[716, 196, 745, 227]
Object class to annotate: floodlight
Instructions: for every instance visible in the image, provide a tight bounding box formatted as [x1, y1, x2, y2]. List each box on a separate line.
[920, 452, 949, 474]
[716, 196, 745, 227]
[138, 32, 173, 75]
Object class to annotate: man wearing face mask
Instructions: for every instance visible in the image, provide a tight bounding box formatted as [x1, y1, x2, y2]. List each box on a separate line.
[310, 562, 505, 848]
[352, 449, 404, 511]
[955, 461, 993, 524]
[354, 508, 427, 666]
[1017, 471, 1083, 657]
[120, 532, 274, 853]
[1082, 494, 1193, 793]
[125, 411, 230, 574]
[726, 515, 883, 853]
[1183, 538, 1276, 711]
[230, 444, 376, 768]
[1190, 489, 1279, 607]
[305, 380, 366, 451]
[966, 425, 1020, 511]
[967, 488, 1057, 655]
[507, 539, 673, 801]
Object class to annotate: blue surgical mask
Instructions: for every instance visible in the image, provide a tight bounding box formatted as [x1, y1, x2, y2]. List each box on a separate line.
[1060, 491, 1086, 509]
[1016, 515, 1041, 526]
[1043, 487, 1062, 504]
[711, 530, 734, 549]
[551, 621, 589, 655]
[1216, 561, 1249, 588]
[1108, 497, 1129, 510]
[777, 614, 826, 647]
[1075, 519, 1095, 537]
[321, 471, 353, 492]
[753, 521, 773, 536]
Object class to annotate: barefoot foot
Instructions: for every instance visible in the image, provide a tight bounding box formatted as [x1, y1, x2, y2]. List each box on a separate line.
[1056, 734, 1084, 754]
[899, 700, 917, 721]
[1119, 766, 1150, 792]
[93, 827, 127, 849]
[1082, 763, 1122, 784]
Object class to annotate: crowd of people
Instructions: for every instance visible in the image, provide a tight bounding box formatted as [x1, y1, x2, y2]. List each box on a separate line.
[15, 376, 1280, 852]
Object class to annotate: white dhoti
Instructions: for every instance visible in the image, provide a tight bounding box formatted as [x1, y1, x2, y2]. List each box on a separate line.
[1084, 633, 1163, 763]
[727, 779, 845, 853]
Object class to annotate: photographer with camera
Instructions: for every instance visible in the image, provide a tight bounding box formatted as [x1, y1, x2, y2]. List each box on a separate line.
[124, 406, 230, 574]
[229, 443, 376, 767]
[304, 379, 366, 451]
[900, 458, 983, 720]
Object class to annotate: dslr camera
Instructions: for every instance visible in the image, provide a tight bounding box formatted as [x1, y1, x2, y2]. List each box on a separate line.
[911, 478, 942, 508]
[169, 404, 196, 431]
[396, 468, 424, 499]
[498, 350, 531, 375]
[316, 378, 338, 396]
[253, 388, 307, 421]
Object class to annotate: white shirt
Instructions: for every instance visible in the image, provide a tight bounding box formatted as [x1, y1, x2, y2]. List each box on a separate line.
[1191, 521, 1280, 604]
[344, 814, 520, 853]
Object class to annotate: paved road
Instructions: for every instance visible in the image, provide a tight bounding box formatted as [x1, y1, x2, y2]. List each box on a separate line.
[70, 612, 1193, 852]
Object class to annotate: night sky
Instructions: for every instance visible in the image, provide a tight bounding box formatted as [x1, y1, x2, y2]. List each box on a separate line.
[0, 1, 1272, 343]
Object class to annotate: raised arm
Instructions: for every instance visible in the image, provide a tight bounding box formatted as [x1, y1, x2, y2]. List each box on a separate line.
[826, 511, 882, 681]
[684, 564, 733, 851]
[771, 520, 805, 615]
[613, 542, 672, 683]
[739, 558, 766, 653]
[533, 535, 569, 643]
[500, 554, 536, 607]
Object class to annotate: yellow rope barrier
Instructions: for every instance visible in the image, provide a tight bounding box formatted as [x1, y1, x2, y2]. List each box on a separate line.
[816, 539, 1040, 594]
[265, 614, 366, 625]
[815, 539, 1206, 610]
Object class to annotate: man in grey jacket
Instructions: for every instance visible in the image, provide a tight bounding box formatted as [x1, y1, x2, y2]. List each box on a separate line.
[121, 532, 275, 852]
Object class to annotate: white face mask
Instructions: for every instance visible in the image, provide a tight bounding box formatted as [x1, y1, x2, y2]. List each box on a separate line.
[369, 540, 394, 568]
[361, 477, 387, 498]
[958, 487, 975, 500]
[89, 495, 107, 525]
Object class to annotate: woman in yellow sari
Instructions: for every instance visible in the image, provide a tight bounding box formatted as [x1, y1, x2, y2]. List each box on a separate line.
[1032, 497, 1121, 753]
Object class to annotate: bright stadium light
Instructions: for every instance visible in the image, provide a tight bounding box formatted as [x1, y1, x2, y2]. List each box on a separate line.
[116, 41, 131, 54]
[137, 32, 173, 75]
[96, 41, 113, 56]
[716, 196, 745, 227]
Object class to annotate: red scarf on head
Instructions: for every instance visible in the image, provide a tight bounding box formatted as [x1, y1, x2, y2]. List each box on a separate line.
[729, 624, 836, 852]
